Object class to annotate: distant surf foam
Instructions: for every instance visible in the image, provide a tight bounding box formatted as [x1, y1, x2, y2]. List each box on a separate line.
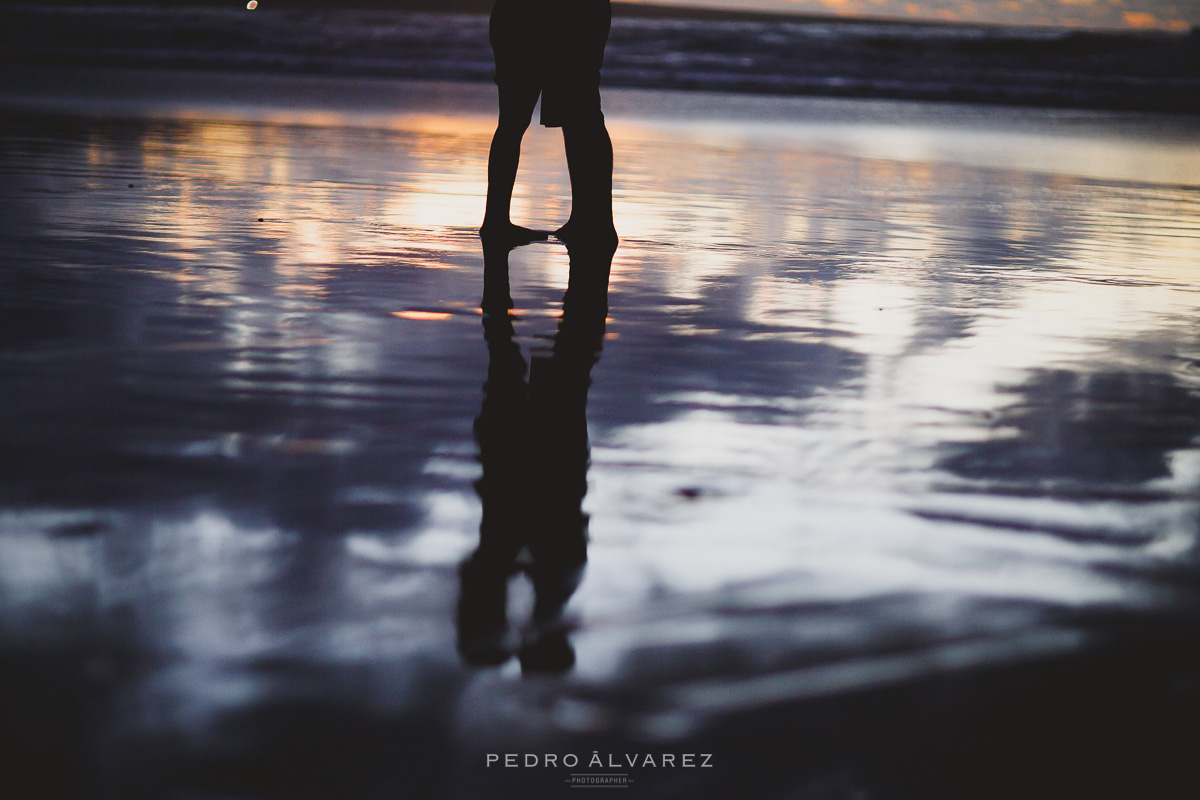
[1, 5, 1197, 111]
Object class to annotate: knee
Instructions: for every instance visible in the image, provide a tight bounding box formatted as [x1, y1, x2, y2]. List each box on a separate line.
[496, 114, 532, 138]
[563, 117, 608, 136]
[563, 121, 611, 147]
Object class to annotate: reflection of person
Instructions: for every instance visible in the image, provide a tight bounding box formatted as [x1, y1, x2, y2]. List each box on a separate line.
[457, 240, 614, 673]
[480, 0, 616, 247]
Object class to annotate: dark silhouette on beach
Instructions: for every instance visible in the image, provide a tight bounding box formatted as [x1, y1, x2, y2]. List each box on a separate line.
[480, 0, 616, 247]
[457, 240, 614, 673]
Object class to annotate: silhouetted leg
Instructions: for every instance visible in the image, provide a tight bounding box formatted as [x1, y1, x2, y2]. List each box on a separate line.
[548, 0, 614, 245]
[481, 83, 548, 246]
[556, 121, 616, 247]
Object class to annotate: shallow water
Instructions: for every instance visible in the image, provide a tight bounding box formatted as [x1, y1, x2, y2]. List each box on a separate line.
[1, 71, 1199, 798]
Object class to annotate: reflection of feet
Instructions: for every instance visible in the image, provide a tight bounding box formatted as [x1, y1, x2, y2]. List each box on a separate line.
[479, 222, 550, 248]
[460, 628, 511, 666]
[553, 219, 618, 249]
[480, 286, 514, 316]
[457, 559, 512, 667]
[519, 628, 576, 674]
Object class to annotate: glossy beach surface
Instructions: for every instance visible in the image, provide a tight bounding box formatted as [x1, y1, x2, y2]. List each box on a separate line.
[2, 68, 1199, 798]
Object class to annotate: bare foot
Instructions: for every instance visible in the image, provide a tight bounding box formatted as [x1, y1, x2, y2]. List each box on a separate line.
[553, 219, 617, 249]
[479, 221, 549, 248]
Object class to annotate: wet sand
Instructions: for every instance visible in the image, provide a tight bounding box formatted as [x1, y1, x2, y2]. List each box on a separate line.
[1, 67, 1199, 798]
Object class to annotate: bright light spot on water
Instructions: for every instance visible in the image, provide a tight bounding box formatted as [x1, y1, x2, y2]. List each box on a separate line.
[391, 310, 453, 321]
[246, 1, 258, 9]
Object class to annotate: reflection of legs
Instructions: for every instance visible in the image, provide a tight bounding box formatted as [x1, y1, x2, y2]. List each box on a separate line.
[459, 246, 530, 665]
[520, 354, 590, 674]
[518, 246, 612, 673]
[528, 349, 590, 619]
[459, 360, 526, 666]
[482, 84, 548, 245]
[481, 241, 516, 314]
[557, 121, 615, 246]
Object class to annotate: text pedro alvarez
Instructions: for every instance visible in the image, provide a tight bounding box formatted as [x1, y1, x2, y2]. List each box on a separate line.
[487, 752, 715, 768]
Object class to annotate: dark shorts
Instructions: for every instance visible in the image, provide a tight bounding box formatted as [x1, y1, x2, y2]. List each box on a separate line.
[490, 0, 611, 127]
